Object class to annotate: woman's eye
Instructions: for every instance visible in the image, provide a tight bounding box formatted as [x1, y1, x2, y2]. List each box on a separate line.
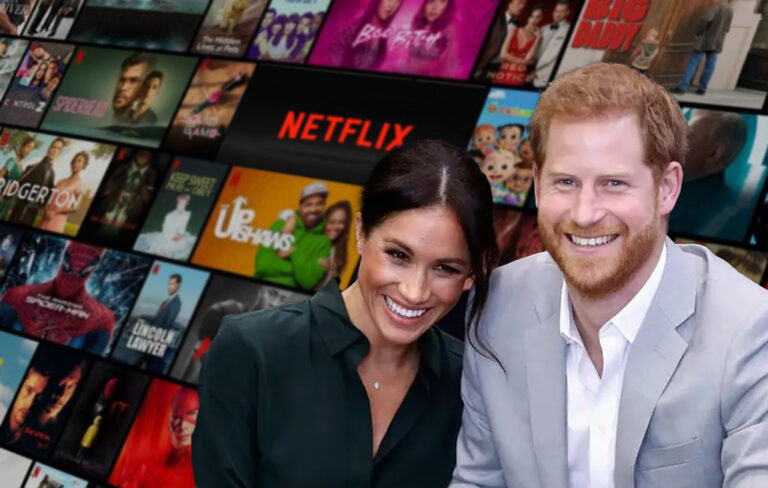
[435, 264, 460, 274]
[386, 250, 407, 261]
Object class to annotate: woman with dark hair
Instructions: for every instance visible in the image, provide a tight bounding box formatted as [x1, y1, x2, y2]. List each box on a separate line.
[268, 13, 301, 61]
[319, 200, 352, 288]
[331, 0, 404, 70]
[192, 140, 498, 487]
[407, 0, 456, 75]
[494, 5, 543, 86]
[39, 150, 89, 233]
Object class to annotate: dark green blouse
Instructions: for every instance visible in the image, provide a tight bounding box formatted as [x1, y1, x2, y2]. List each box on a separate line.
[191, 281, 464, 488]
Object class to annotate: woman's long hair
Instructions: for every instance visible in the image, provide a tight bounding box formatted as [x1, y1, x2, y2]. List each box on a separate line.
[325, 200, 352, 276]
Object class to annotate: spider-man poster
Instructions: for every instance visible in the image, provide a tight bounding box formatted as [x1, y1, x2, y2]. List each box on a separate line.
[0, 232, 152, 356]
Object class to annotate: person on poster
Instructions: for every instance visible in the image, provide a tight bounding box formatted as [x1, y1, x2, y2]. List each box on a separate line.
[98, 150, 160, 228]
[406, 0, 456, 76]
[319, 200, 352, 288]
[672, 0, 734, 96]
[0, 365, 48, 444]
[7, 137, 65, 226]
[0, 136, 35, 219]
[24, 0, 56, 35]
[669, 109, 750, 240]
[531, 0, 570, 88]
[494, 5, 543, 86]
[129, 71, 162, 126]
[111, 53, 157, 125]
[193, 140, 499, 487]
[331, 0, 405, 71]
[0, 242, 116, 354]
[0, 0, 33, 36]
[112, 387, 199, 488]
[451, 63, 768, 488]
[142, 193, 194, 259]
[38, 150, 88, 233]
[254, 182, 332, 290]
[474, 0, 527, 79]
[628, 28, 660, 76]
[0, 233, 18, 272]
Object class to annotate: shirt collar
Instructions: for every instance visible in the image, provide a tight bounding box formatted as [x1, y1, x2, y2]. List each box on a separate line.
[311, 279, 443, 380]
[559, 243, 667, 345]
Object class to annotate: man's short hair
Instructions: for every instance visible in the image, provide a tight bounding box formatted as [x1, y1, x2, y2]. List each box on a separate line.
[530, 63, 688, 179]
[51, 137, 69, 148]
[555, 0, 570, 8]
[121, 52, 157, 72]
[170, 273, 182, 285]
[145, 71, 164, 84]
[702, 110, 748, 166]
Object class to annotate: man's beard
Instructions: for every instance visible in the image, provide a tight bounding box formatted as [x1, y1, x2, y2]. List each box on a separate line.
[538, 209, 660, 299]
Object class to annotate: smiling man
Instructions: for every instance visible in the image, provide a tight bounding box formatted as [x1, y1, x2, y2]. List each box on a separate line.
[451, 63, 768, 488]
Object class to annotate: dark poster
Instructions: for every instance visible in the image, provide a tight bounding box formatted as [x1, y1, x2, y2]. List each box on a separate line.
[216, 64, 488, 184]
[79, 148, 170, 251]
[51, 361, 149, 482]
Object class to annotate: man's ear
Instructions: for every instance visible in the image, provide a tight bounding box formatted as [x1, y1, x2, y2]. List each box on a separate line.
[659, 161, 683, 217]
[354, 213, 364, 255]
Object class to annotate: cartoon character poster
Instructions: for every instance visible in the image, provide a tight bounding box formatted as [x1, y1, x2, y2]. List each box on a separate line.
[0, 232, 152, 356]
[469, 88, 540, 207]
[193, 167, 361, 292]
[309, 0, 498, 79]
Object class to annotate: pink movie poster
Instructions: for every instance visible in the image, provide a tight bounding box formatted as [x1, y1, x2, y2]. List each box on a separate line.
[308, 0, 499, 80]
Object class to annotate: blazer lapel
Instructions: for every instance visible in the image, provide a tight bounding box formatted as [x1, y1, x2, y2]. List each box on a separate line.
[526, 278, 568, 488]
[614, 241, 696, 487]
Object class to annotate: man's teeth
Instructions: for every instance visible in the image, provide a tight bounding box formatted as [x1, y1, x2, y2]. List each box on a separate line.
[570, 235, 616, 247]
[385, 296, 426, 319]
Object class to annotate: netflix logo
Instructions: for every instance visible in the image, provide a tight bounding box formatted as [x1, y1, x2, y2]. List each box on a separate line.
[571, 0, 650, 51]
[277, 111, 414, 151]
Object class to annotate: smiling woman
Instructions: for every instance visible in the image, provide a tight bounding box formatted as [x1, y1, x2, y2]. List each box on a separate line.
[191, 139, 498, 488]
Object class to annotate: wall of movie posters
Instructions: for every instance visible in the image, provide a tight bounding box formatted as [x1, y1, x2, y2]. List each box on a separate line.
[0, 0, 766, 486]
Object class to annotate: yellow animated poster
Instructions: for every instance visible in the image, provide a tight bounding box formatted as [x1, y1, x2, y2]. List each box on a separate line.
[192, 167, 361, 291]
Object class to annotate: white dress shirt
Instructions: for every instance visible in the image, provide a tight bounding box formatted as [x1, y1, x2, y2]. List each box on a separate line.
[559, 244, 667, 488]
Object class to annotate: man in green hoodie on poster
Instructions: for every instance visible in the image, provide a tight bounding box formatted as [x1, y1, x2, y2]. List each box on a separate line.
[254, 182, 332, 291]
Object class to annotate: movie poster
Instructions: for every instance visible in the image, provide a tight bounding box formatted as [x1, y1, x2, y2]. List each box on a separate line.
[469, 88, 540, 207]
[0, 330, 37, 426]
[171, 275, 306, 384]
[22, 0, 86, 39]
[163, 59, 255, 159]
[309, 0, 498, 79]
[193, 167, 361, 292]
[192, 0, 268, 57]
[68, 0, 210, 52]
[0, 129, 116, 237]
[217, 64, 488, 183]
[0, 1, 37, 36]
[670, 109, 768, 242]
[24, 461, 88, 488]
[0, 42, 75, 128]
[247, 0, 331, 64]
[41, 47, 198, 148]
[675, 237, 768, 285]
[494, 207, 543, 265]
[556, 0, 768, 109]
[0, 224, 24, 280]
[0, 232, 152, 356]
[473, 0, 581, 87]
[108, 380, 197, 488]
[79, 148, 170, 251]
[0, 343, 90, 459]
[0, 448, 32, 487]
[111, 262, 209, 375]
[51, 361, 149, 482]
[0, 38, 29, 100]
[134, 158, 228, 262]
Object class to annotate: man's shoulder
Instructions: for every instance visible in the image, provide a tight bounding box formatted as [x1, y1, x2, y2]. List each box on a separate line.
[491, 251, 562, 292]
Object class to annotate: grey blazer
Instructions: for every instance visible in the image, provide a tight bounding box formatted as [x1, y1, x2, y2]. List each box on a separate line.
[451, 239, 768, 488]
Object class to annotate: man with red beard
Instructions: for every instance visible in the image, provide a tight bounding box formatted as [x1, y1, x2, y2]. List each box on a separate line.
[451, 63, 768, 488]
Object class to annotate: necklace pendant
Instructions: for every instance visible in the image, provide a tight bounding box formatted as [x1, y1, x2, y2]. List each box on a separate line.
[373, 381, 381, 390]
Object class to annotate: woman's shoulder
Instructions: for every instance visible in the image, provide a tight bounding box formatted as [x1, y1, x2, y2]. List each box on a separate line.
[431, 327, 464, 379]
[218, 299, 313, 352]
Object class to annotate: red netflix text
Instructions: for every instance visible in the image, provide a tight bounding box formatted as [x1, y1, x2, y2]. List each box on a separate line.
[277, 111, 414, 151]
[571, 0, 650, 52]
